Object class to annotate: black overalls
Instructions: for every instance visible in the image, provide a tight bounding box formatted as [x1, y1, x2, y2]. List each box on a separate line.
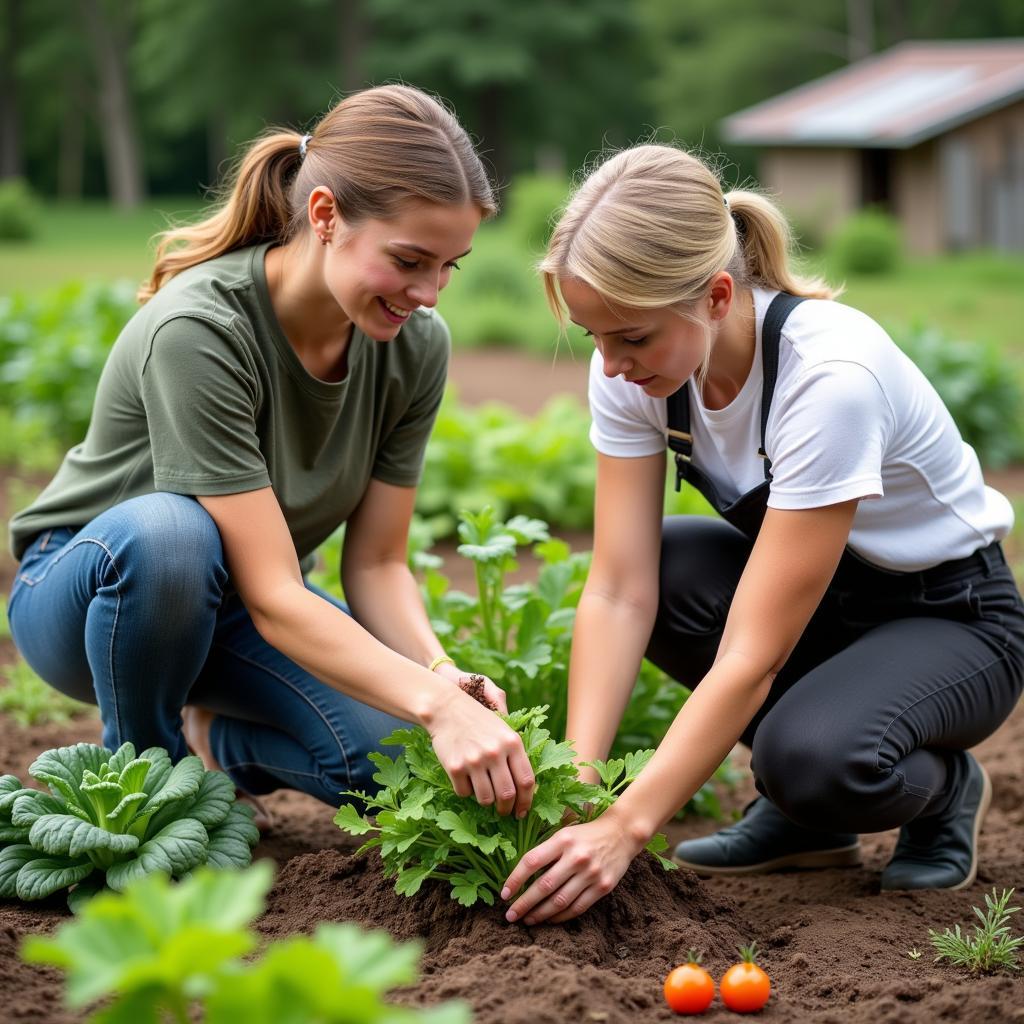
[644, 294, 1024, 833]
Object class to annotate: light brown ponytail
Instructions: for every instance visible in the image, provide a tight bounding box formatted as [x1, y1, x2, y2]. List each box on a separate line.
[139, 85, 496, 303]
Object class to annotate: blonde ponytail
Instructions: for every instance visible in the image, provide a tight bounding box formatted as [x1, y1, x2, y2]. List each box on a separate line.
[724, 190, 835, 300]
[139, 84, 496, 304]
[541, 144, 837, 328]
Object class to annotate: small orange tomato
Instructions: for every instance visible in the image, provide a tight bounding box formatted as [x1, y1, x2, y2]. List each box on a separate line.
[663, 949, 715, 1015]
[719, 943, 771, 1013]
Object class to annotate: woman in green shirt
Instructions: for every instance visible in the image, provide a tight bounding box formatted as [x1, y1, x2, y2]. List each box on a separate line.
[8, 85, 535, 828]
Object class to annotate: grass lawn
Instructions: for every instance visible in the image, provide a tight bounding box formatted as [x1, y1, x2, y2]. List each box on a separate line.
[822, 252, 1024, 366]
[1, 200, 1023, 364]
[0, 197, 205, 293]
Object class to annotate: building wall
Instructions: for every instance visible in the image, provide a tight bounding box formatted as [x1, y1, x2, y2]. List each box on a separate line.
[893, 142, 941, 255]
[757, 148, 861, 239]
[758, 100, 1024, 254]
[940, 99, 1024, 251]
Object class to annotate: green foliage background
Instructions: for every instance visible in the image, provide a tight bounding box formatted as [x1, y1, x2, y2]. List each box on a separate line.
[4, 0, 1023, 204]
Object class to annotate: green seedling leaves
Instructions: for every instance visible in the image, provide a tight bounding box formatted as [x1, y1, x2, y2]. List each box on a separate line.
[0, 742, 259, 907]
[929, 887, 1024, 974]
[334, 804, 376, 836]
[336, 705, 674, 908]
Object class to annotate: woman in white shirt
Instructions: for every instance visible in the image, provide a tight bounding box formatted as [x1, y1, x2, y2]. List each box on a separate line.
[500, 144, 1024, 926]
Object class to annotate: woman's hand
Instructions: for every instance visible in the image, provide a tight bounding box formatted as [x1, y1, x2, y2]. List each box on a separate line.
[500, 809, 646, 926]
[427, 684, 533, 818]
[433, 661, 508, 714]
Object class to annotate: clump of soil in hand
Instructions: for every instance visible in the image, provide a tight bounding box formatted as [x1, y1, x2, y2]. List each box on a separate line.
[459, 673, 499, 711]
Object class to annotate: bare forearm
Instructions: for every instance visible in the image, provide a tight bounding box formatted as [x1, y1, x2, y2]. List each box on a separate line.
[254, 581, 448, 726]
[565, 589, 657, 775]
[606, 652, 773, 844]
[342, 560, 444, 667]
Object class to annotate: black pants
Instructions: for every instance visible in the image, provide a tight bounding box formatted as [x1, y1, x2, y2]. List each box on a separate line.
[646, 516, 1024, 833]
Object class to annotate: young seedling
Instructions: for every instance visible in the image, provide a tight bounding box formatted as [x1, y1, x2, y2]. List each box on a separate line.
[929, 887, 1024, 974]
[334, 705, 675, 908]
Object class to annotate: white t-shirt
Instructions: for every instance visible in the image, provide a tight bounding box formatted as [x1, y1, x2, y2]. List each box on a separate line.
[588, 288, 1013, 571]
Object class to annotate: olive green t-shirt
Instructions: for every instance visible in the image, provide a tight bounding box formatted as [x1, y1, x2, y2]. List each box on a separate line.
[9, 243, 450, 567]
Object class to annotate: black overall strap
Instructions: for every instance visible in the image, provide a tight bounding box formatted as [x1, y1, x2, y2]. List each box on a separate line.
[666, 292, 806, 490]
[757, 292, 805, 479]
[665, 372, 693, 491]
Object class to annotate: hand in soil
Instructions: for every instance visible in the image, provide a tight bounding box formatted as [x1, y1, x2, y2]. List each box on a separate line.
[427, 680, 534, 817]
[433, 661, 507, 713]
[501, 810, 643, 926]
[458, 673, 500, 711]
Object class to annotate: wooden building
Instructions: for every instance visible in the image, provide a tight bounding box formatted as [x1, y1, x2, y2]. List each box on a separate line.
[721, 40, 1024, 253]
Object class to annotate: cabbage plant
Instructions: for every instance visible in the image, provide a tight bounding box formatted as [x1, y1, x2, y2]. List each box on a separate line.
[0, 741, 259, 909]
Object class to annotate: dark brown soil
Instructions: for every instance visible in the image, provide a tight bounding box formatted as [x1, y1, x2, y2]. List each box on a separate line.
[2, 350, 1024, 1021]
[3, 698, 1024, 1022]
[459, 674, 499, 710]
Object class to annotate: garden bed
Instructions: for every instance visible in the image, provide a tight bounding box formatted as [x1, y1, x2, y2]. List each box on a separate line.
[1, 696, 1022, 1023]
[2, 353, 1024, 1020]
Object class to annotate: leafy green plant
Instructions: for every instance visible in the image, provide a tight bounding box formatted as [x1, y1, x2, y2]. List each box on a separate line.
[423, 508, 687, 755]
[828, 208, 902, 276]
[0, 279, 136, 448]
[929, 887, 1024, 974]
[335, 704, 674, 907]
[0, 659, 96, 727]
[891, 323, 1024, 467]
[0, 741, 259, 908]
[418, 395, 598, 537]
[22, 861, 468, 1024]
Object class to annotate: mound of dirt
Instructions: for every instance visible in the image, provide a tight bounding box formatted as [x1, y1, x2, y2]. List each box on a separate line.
[263, 848, 749, 1024]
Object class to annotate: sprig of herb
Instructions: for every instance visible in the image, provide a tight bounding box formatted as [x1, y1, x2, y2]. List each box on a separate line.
[929, 887, 1024, 974]
[335, 705, 674, 908]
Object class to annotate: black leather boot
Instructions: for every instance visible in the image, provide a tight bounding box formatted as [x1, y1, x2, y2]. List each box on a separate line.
[673, 797, 861, 875]
[880, 752, 991, 891]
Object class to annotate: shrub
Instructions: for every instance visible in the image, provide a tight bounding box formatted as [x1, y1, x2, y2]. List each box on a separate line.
[441, 225, 560, 351]
[892, 323, 1024, 467]
[829, 208, 902, 275]
[503, 173, 570, 251]
[0, 179, 39, 242]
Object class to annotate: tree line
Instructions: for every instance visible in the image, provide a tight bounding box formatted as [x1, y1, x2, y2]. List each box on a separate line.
[1, 0, 1020, 207]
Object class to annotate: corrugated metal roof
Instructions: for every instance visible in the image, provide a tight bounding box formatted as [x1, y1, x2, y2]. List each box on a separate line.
[721, 40, 1024, 149]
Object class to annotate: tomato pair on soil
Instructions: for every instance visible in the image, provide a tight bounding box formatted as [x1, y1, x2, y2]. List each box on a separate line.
[664, 945, 771, 1015]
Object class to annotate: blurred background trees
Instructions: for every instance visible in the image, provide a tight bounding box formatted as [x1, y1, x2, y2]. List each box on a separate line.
[3, 0, 1022, 206]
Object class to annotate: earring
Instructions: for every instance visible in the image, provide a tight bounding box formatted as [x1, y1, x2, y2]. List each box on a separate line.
[319, 234, 328, 246]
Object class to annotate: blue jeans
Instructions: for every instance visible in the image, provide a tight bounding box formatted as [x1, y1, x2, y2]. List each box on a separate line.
[7, 492, 408, 806]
